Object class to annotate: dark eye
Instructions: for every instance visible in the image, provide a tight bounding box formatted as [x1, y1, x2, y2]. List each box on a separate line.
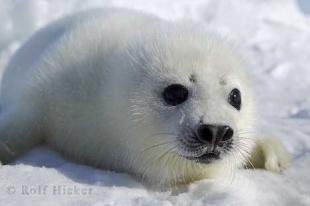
[229, 88, 241, 110]
[162, 84, 189, 106]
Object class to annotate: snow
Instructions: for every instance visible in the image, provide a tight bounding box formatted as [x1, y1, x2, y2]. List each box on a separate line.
[0, 0, 310, 205]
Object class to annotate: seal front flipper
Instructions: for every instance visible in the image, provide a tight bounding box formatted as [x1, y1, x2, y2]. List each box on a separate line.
[247, 137, 291, 172]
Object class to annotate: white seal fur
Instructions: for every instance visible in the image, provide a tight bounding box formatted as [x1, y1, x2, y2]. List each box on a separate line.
[0, 8, 290, 187]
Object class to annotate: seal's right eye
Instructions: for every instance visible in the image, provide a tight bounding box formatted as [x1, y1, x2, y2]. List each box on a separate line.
[162, 84, 188, 106]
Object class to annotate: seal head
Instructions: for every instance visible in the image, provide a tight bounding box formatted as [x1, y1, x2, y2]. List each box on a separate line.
[113, 26, 255, 186]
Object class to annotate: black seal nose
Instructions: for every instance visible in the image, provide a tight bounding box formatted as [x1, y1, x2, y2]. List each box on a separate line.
[197, 124, 234, 144]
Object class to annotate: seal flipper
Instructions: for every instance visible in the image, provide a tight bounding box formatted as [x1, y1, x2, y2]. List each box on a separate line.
[0, 107, 42, 164]
[247, 137, 291, 172]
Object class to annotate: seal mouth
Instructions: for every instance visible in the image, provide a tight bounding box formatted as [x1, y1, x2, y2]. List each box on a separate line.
[184, 150, 221, 164]
[178, 134, 233, 164]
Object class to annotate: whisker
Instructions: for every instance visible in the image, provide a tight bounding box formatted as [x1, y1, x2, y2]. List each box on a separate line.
[157, 145, 178, 161]
[141, 139, 178, 153]
[235, 145, 256, 169]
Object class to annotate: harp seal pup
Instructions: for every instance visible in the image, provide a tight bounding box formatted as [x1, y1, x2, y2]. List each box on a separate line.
[0, 9, 290, 187]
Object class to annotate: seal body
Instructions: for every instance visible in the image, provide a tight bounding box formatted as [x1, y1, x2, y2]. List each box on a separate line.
[0, 8, 290, 187]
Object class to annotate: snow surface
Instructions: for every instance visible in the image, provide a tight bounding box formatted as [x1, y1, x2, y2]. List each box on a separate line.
[0, 0, 310, 205]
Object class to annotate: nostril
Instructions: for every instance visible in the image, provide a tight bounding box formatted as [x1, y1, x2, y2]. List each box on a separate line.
[221, 126, 234, 141]
[196, 125, 233, 144]
[197, 124, 215, 143]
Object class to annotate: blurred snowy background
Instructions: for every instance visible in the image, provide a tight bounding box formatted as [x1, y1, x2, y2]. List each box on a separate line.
[0, 0, 310, 205]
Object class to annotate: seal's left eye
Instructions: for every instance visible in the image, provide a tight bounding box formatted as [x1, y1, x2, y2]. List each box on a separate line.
[228, 88, 241, 111]
[162, 84, 188, 106]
